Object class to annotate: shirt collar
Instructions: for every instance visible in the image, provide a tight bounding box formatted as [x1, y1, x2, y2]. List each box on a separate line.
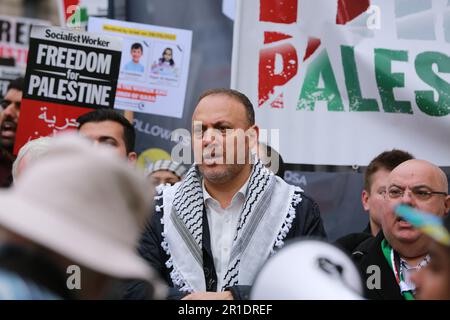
[400, 255, 431, 270]
[202, 176, 250, 204]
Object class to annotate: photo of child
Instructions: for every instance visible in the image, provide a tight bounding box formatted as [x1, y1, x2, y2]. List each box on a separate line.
[150, 47, 179, 78]
[123, 42, 145, 73]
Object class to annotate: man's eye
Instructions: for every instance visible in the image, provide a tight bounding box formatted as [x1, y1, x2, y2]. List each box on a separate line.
[1, 100, 10, 109]
[99, 139, 118, 147]
[219, 126, 233, 134]
[414, 189, 431, 198]
[388, 189, 402, 197]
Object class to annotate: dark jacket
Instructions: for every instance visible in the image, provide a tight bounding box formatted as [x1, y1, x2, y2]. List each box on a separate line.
[0, 148, 13, 188]
[335, 230, 373, 255]
[335, 220, 375, 255]
[349, 232, 404, 300]
[125, 193, 327, 300]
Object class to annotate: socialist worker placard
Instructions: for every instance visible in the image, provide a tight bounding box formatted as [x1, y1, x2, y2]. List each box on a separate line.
[14, 26, 122, 154]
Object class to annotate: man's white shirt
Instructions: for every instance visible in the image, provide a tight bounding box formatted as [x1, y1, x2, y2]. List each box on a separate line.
[202, 178, 249, 291]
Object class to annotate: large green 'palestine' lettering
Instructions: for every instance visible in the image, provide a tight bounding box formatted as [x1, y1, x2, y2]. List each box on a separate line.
[375, 48, 412, 114]
[415, 52, 450, 117]
[297, 49, 343, 111]
[341, 45, 379, 112]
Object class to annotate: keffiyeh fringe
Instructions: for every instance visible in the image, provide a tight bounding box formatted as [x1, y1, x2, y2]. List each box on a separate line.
[271, 186, 304, 255]
[156, 185, 194, 293]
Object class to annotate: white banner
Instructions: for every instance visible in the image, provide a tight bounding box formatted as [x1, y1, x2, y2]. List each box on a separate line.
[0, 66, 23, 99]
[0, 15, 50, 69]
[232, 0, 450, 166]
[88, 17, 192, 119]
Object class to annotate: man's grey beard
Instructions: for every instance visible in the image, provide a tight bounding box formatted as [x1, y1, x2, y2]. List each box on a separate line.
[199, 164, 243, 184]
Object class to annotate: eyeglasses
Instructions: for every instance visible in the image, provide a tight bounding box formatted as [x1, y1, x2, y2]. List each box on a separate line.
[386, 186, 448, 201]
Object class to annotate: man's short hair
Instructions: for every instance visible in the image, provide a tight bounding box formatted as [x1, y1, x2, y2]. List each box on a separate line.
[7, 77, 25, 92]
[364, 149, 414, 192]
[198, 88, 255, 126]
[76, 109, 135, 154]
[131, 42, 143, 52]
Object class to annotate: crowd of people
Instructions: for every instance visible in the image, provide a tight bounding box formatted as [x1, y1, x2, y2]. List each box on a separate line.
[0, 77, 449, 300]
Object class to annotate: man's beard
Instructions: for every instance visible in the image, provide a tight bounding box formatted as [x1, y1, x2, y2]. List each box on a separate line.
[0, 117, 17, 151]
[199, 163, 243, 184]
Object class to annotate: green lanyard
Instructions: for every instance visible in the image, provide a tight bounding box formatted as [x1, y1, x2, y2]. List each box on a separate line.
[381, 239, 415, 300]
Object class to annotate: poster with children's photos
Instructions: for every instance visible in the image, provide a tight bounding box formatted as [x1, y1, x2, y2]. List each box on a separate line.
[88, 17, 192, 119]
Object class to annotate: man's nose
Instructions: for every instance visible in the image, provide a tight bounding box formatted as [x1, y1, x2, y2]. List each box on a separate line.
[400, 189, 415, 206]
[202, 128, 218, 146]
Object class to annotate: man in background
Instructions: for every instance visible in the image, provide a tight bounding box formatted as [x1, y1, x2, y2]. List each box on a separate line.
[146, 159, 187, 187]
[77, 109, 137, 163]
[357, 159, 449, 299]
[0, 77, 24, 188]
[336, 149, 413, 253]
[361, 150, 414, 236]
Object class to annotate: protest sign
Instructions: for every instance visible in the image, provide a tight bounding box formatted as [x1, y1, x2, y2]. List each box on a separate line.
[88, 17, 192, 119]
[0, 66, 23, 99]
[0, 15, 50, 69]
[14, 26, 122, 154]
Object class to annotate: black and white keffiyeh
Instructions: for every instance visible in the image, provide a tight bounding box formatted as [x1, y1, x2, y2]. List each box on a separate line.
[156, 159, 303, 292]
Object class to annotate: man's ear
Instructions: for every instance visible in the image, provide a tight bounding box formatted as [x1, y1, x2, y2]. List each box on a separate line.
[127, 152, 137, 165]
[362, 189, 370, 211]
[247, 125, 259, 151]
[444, 195, 450, 214]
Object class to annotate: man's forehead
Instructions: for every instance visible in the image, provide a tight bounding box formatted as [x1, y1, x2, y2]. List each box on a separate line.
[4, 88, 22, 101]
[79, 120, 124, 136]
[388, 166, 439, 188]
[370, 169, 390, 187]
[192, 95, 247, 123]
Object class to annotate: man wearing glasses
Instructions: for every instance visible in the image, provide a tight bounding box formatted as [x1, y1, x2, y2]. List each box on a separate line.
[355, 159, 449, 300]
[0, 77, 23, 188]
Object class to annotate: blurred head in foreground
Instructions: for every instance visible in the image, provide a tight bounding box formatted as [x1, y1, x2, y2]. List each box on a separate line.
[12, 136, 52, 182]
[0, 134, 166, 299]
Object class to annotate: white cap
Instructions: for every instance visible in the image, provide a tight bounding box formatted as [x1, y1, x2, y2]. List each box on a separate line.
[251, 240, 364, 300]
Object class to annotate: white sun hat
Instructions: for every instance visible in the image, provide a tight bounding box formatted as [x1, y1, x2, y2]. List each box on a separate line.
[0, 134, 165, 296]
[251, 239, 364, 300]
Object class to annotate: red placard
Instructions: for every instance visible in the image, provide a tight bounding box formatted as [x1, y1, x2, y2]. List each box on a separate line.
[14, 99, 93, 154]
